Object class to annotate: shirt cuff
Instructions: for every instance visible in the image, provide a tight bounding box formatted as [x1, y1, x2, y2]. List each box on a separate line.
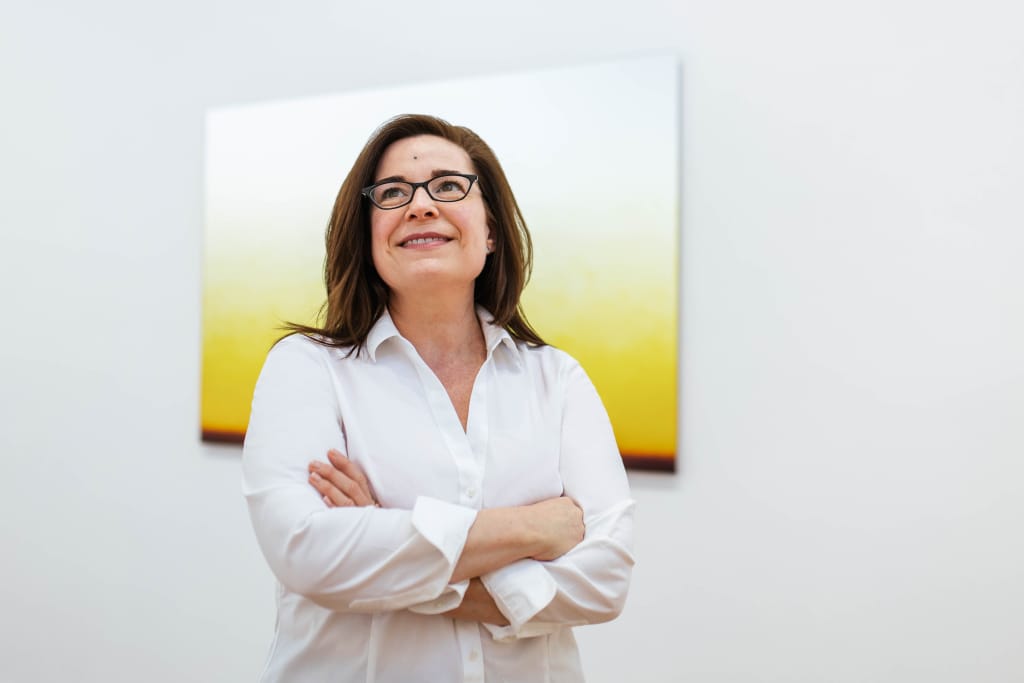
[404, 496, 477, 614]
[479, 559, 557, 639]
[483, 619, 564, 642]
[410, 495, 479, 566]
[407, 579, 470, 615]
[347, 496, 477, 611]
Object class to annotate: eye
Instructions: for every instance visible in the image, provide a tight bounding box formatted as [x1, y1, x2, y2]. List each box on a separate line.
[430, 176, 470, 198]
[375, 183, 410, 204]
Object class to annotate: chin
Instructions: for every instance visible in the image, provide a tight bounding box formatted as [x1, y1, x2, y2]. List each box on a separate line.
[386, 267, 462, 288]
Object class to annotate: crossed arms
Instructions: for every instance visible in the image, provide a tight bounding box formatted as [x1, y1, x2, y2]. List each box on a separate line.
[242, 336, 635, 639]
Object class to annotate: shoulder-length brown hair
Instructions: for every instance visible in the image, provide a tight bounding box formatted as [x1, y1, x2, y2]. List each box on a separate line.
[286, 113, 545, 352]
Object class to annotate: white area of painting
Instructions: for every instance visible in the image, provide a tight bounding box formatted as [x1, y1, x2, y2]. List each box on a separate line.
[2, 2, 1023, 682]
[206, 57, 676, 288]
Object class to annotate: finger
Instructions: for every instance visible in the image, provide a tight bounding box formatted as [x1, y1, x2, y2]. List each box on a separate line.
[340, 462, 375, 505]
[327, 449, 371, 489]
[326, 451, 377, 506]
[312, 459, 374, 507]
[310, 470, 354, 507]
[309, 470, 354, 507]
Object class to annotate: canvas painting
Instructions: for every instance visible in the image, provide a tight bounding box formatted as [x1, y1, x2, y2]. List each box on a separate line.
[202, 56, 678, 470]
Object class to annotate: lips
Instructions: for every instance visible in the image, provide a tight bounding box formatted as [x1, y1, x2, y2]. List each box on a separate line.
[399, 232, 452, 247]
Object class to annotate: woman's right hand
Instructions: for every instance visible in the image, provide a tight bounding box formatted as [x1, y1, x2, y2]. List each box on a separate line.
[308, 449, 378, 508]
[525, 496, 585, 561]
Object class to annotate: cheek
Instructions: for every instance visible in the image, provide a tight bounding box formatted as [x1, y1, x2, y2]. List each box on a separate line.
[456, 204, 491, 243]
[371, 212, 397, 247]
[369, 217, 394, 272]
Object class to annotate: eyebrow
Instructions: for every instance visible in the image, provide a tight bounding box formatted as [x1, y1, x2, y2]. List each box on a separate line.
[373, 169, 465, 184]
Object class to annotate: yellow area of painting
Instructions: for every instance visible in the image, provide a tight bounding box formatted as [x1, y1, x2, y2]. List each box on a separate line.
[202, 203, 676, 459]
[200, 170, 677, 458]
[523, 202, 677, 458]
[200, 58, 678, 462]
[201, 210, 325, 435]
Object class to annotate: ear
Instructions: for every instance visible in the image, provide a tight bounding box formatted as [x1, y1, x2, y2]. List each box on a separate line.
[486, 237, 495, 254]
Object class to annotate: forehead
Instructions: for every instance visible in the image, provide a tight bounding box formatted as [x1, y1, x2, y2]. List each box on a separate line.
[375, 135, 473, 179]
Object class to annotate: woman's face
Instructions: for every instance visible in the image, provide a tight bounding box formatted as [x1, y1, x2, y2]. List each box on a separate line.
[369, 135, 491, 301]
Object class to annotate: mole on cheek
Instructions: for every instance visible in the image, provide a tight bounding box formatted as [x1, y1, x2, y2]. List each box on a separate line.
[413, 155, 418, 160]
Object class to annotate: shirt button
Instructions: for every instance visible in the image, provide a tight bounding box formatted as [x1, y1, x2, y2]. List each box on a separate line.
[466, 487, 477, 499]
[469, 651, 480, 662]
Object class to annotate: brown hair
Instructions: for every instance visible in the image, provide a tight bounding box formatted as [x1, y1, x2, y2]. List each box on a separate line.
[285, 113, 545, 352]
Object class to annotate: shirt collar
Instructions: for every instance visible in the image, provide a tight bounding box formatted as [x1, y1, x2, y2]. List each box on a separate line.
[476, 306, 523, 368]
[365, 308, 402, 362]
[363, 306, 522, 367]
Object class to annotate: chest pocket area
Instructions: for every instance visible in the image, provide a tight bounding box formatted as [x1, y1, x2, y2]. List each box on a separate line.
[483, 429, 563, 507]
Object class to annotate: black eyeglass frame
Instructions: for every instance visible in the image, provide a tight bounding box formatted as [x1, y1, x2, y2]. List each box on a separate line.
[361, 173, 479, 210]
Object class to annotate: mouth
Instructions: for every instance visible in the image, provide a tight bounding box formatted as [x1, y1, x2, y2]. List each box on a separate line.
[399, 233, 452, 248]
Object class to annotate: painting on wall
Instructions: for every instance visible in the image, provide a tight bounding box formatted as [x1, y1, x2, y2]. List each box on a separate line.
[202, 56, 678, 471]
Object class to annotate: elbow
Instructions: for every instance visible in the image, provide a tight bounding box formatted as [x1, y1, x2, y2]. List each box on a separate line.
[269, 547, 382, 613]
[552, 553, 633, 626]
[587, 536, 635, 624]
[586, 568, 632, 624]
[584, 541, 635, 624]
[260, 515, 453, 613]
[598, 588, 630, 624]
[258, 516, 361, 611]
[274, 562, 338, 609]
[271, 550, 344, 610]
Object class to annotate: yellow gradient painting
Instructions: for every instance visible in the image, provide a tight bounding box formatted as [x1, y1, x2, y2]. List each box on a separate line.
[202, 56, 678, 470]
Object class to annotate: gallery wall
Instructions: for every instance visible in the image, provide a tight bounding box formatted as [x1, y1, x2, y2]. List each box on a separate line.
[1, 1, 1022, 681]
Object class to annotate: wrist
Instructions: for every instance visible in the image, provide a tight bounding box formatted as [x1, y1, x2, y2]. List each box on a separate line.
[514, 504, 548, 559]
[477, 506, 546, 560]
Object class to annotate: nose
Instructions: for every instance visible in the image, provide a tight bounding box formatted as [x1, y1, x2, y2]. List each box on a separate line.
[405, 185, 437, 219]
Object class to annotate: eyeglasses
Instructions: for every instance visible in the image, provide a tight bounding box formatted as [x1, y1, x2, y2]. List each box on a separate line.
[361, 173, 479, 210]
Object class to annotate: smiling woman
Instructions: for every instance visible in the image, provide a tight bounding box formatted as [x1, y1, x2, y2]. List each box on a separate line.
[242, 114, 635, 683]
[368, 136, 492, 306]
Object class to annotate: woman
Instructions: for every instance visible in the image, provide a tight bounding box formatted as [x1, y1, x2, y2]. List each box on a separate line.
[242, 114, 634, 682]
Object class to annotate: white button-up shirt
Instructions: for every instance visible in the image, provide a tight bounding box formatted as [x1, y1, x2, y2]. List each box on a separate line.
[242, 308, 635, 682]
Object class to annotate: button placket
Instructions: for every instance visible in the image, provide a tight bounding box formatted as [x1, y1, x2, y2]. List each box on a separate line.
[462, 355, 491, 508]
[400, 342, 475, 495]
[455, 620, 485, 683]
[402, 339, 490, 510]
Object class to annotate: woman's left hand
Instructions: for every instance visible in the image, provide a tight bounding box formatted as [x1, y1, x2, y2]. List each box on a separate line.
[443, 578, 509, 626]
[308, 449, 378, 507]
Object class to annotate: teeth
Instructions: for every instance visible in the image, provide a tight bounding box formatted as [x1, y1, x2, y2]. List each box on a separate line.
[405, 237, 447, 246]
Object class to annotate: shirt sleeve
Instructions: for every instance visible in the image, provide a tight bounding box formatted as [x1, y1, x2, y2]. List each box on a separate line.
[480, 357, 636, 641]
[242, 335, 478, 613]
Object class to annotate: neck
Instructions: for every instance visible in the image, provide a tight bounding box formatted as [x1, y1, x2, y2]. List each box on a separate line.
[388, 290, 485, 364]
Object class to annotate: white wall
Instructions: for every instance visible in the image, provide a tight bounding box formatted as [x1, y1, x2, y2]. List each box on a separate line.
[2, 1, 1022, 681]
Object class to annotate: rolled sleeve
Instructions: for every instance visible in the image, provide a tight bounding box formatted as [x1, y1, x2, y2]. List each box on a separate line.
[480, 559, 558, 637]
[481, 356, 636, 641]
[480, 500, 635, 641]
[243, 336, 479, 613]
[403, 497, 475, 614]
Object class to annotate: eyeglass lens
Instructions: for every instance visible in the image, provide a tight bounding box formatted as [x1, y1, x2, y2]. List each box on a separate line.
[368, 175, 473, 209]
